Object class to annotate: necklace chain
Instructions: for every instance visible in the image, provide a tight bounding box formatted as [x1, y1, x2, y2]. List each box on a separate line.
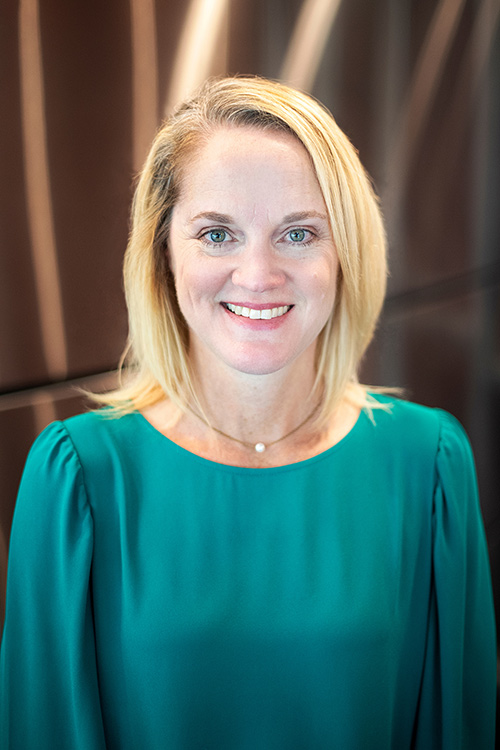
[187, 401, 321, 453]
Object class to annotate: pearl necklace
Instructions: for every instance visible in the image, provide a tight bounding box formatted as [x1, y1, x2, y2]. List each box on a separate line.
[187, 401, 321, 453]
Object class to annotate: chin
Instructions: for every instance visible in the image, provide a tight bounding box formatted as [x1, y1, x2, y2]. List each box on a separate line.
[194, 336, 315, 378]
[229, 362, 287, 376]
[222, 347, 301, 377]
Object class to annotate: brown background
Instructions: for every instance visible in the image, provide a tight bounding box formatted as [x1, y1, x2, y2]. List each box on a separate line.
[1, 0, 499, 701]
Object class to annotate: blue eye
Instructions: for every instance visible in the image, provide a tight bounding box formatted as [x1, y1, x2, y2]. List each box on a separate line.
[208, 229, 227, 243]
[289, 228, 306, 242]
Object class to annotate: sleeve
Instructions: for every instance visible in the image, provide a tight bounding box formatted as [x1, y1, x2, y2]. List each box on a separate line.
[413, 411, 497, 749]
[0, 421, 107, 749]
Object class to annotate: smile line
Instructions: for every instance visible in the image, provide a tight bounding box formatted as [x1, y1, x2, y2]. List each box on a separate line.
[222, 303, 293, 320]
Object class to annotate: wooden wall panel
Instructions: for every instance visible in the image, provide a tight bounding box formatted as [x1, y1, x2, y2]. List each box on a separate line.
[1, 2, 499, 704]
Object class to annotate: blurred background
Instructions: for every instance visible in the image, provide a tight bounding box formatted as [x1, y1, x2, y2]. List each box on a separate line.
[1, 0, 499, 685]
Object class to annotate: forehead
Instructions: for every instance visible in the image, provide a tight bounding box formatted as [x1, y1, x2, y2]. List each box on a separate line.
[175, 125, 322, 202]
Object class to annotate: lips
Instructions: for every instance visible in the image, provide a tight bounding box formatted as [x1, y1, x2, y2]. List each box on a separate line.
[222, 303, 293, 320]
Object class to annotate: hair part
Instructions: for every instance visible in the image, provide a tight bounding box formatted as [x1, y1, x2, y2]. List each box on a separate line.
[91, 75, 389, 424]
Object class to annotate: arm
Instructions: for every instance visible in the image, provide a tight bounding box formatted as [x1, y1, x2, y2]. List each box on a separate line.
[0, 422, 106, 749]
[413, 411, 496, 748]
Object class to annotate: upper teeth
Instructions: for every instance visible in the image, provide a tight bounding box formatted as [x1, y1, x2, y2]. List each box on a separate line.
[225, 304, 291, 319]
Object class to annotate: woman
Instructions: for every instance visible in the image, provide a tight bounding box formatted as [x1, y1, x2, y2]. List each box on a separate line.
[0, 76, 496, 748]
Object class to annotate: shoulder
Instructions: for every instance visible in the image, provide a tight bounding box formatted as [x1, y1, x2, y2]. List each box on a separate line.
[63, 408, 135, 440]
[61, 410, 145, 477]
[367, 394, 441, 444]
[362, 398, 481, 528]
[62, 409, 143, 454]
[22, 411, 142, 483]
[23, 419, 81, 480]
[366, 395, 472, 469]
[14, 420, 94, 531]
[16, 411, 149, 516]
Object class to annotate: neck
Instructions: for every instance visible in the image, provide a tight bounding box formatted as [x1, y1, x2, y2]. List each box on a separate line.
[141, 352, 360, 468]
[189, 347, 320, 448]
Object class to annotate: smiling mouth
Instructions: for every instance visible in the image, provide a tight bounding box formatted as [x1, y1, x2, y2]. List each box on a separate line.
[222, 303, 293, 320]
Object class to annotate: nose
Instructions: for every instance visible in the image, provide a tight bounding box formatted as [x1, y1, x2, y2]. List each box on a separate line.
[231, 245, 286, 293]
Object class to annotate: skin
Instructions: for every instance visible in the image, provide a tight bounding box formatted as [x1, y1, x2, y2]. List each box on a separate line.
[169, 126, 338, 379]
[144, 126, 359, 467]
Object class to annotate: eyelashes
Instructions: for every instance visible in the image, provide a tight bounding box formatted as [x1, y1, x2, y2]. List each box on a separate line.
[201, 229, 230, 245]
[198, 227, 316, 249]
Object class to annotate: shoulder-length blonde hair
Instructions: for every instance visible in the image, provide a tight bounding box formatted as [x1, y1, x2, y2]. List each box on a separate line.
[94, 75, 388, 425]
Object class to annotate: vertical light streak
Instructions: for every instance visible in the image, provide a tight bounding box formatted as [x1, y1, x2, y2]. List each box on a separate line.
[400, 0, 467, 163]
[467, 0, 500, 450]
[384, 0, 467, 233]
[280, 0, 343, 91]
[166, 0, 229, 114]
[401, 0, 500, 241]
[31, 389, 57, 435]
[130, 0, 159, 171]
[447, 0, 500, 137]
[19, 0, 68, 379]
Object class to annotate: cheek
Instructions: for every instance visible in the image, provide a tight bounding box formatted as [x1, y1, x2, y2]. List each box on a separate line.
[310, 257, 338, 300]
[173, 257, 230, 311]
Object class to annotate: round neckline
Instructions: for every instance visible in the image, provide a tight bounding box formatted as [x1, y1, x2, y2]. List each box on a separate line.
[131, 404, 370, 475]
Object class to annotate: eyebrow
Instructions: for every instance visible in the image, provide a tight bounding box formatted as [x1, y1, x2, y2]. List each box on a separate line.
[281, 211, 328, 223]
[189, 212, 234, 224]
[188, 210, 328, 224]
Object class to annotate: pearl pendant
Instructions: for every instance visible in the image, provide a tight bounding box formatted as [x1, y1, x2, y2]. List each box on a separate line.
[254, 442, 266, 453]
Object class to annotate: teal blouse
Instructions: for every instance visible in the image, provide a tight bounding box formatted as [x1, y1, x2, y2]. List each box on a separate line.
[0, 398, 496, 748]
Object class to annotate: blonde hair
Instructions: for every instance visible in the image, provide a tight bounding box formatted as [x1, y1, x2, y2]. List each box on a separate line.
[94, 75, 388, 425]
